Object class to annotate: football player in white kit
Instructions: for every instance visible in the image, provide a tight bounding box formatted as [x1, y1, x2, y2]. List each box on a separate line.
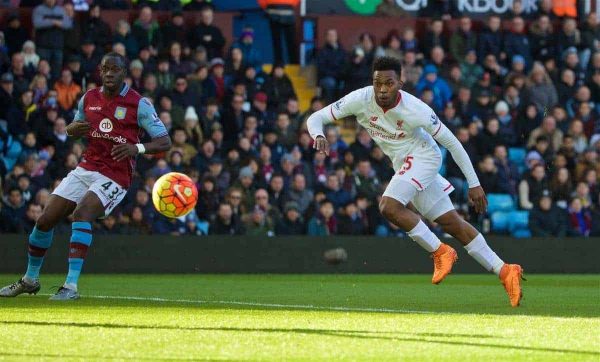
[307, 57, 524, 307]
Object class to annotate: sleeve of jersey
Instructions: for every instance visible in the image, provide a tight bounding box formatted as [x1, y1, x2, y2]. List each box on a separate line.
[433, 123, 481, 188]
[307, 90, 360, 139]
[137, 98, 169, 139]
[73, 94, 86, 122]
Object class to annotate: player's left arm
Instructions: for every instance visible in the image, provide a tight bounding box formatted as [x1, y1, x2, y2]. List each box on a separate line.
[425, 111, 487, 213]
[111, 98, 172, 161]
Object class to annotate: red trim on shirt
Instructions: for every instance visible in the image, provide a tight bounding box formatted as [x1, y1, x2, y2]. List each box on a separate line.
[411, 178, 423, 189]
[330, 105, 337, 121]
[432, 122, 443, 137]
[443, 184, 453, 192]
[382, 92, 402, 114]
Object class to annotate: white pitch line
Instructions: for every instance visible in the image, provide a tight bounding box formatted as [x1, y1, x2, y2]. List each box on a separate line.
[39, 293, 438, 315]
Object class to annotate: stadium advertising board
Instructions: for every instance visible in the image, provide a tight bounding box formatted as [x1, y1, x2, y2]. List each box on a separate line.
[305, 0, 540, 16]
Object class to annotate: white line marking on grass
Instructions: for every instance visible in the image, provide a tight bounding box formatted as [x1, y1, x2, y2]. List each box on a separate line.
[40, 293, 438, 315]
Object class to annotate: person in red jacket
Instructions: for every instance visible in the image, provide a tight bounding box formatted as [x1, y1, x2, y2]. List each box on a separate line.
[258, 0, 299, 64]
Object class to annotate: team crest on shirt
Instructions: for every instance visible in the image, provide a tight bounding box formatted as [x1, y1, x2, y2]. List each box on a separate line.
[114, 106, 127, 120]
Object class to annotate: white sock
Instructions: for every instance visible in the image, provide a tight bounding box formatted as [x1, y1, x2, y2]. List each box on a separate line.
[407, 220, 442, 253]
[63, 283, 78, 292]
[464, 233, 505, 275]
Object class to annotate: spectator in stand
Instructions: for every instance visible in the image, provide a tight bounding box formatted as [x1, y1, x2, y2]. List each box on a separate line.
[550, 167, 572, 209]
[352, 159, 380, 200]
[375, 30, 402, 61]
[460, 49, 483, 89]
[232, 27, 262, 72]
[343, 47, 371, 94]
[113, 20, 139, 60]
[161, 10, 187, 50]
[0, 188, 25, 233]
[415, 64, 452, 112]
[529, 15, 556, 62]
[0, 73, 15, 120]
[493, 144, 519, 196]
[504, 17, 532, 71]
[4, 14, 28, 57]
[324, 172, 351, 211]
[527, 115, 563, 152]
[422, 19, 447, 58]
[477, 155, 502, 194]
[21, 41, 40, 71]
[316, 29, 346, 102]
[529, 194, 568, 237]
[54, 69, 81, 111]
[275, 201, 304, 235]
[264, 63, 296, 109]
[210, 202, 244, 235]
[581, 12, 599, 68]
[478, 15, 504, 63]
[557, 18, 582, 58]
[131, 6, 161, 55]
[519, 164, 549, 210]
[567, 197, 592, 236]
[307, 200, 336, 236]
[337, 201, 365, 235]
[401, 51, 422, 93]
[32, 0, 72, 80]
[169, 42, 194, 77]
[22, 202, 42, 234]
[285, 173, 313, 216]
[188, 5, 225, 59]
[449, 16, 477, 63]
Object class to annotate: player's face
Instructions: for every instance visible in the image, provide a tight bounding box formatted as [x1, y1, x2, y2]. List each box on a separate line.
[100, 56, 126, 92]
[373, 70, 401, 108]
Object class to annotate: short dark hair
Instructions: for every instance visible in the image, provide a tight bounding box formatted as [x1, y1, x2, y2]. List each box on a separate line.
[101, 52, 127, 69]
[372, 56, 402, 77]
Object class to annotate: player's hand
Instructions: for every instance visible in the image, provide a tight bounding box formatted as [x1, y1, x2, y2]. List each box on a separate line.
[111, 144, 139, 162]
[468, 186, 488, 214]
[66, 121, 91, 138]
[313, 135, 330, 156]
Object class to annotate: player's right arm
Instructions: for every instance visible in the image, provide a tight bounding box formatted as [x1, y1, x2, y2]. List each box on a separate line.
[307, 89, 363, 155]
[66, 94, 90, 138]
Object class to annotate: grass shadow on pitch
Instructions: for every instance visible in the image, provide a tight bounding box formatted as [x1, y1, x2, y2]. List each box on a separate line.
[1, 320, 598, 357]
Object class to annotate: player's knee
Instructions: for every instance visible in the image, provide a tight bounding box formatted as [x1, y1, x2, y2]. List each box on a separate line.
[35, 213, 54, 232]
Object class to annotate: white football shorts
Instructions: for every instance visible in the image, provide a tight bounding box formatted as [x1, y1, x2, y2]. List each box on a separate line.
[52, 167, 127, 216]
[383, 150, 455, 221]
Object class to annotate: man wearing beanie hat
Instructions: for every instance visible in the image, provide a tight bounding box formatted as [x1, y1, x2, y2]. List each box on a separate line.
[415, 64, 453, 111]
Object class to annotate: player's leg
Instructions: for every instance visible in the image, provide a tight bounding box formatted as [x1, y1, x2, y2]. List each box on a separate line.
[52, 175, 127, 300]
[0, 193, 77, 297]
[433, 209, 524, 307]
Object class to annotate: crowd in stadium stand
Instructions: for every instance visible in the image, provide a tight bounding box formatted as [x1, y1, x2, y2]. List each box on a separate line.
[0, 0, 599, 237]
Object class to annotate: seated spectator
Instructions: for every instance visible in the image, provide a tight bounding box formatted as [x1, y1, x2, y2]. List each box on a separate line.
[493, 145, 519, 195]
[268, 174, 286, 212]
[252, 188, 281, 226]
[275, 201, 305, 235]
[550, 167, 573, 209]
[324, 173, 351, 211]
[504, 17, 532, 70]
[527, 116, 563, 152]
[529, 194, 568, 237]
[478, 15, 504, 62]
[375, 30, 402, 61]
[573, 181, 593, 209]
[519, 164, 549, 210]
[477, 155, 502, 194]
[337, 201, 366, 235]
[343, 46, 371, 94]
[307, 200, 336, 236]
[210, 202, 245, 235]
[415, 64, 452, 112]
[22, 202, 42, 234]
[460, 49, 483, 88]
[113, 20, 139, 60]
[524, 63, 558, 113]
[567, 198, 592, 236]
[450, 16, 477, 62]
[494, 101, 517, 146]
[401, 51, 422, 93]
[353, 159, 380, 200]
[188, 5, 225, 59]
[244, 207, 273, 237]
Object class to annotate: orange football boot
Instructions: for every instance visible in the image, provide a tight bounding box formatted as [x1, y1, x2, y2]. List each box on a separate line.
[499, 264, 525, 307]
[431, 243, 458, 284]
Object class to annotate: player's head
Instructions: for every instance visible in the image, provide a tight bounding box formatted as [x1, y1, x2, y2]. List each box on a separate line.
[100, 52, 127, 92]
[372, 56, 402, 109]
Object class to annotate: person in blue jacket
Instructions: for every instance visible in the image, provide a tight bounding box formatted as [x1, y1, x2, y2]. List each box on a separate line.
[416, 64, 452, 112]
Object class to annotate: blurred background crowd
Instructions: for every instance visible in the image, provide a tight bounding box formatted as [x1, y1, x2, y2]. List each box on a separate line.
[0, 0, 599, 237]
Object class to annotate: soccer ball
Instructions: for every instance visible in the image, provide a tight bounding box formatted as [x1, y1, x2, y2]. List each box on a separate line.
[152, 172, 198, 218]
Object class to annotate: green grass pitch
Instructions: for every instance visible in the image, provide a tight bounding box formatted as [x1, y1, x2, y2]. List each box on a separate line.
[0, 274, 598, 361]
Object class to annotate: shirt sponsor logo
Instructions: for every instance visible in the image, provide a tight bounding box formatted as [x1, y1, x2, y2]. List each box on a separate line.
[91, 129, 127, 144]
[115, 106, 127, 120]
[99, 118, 113, 133]
[88, 106, 102, 111]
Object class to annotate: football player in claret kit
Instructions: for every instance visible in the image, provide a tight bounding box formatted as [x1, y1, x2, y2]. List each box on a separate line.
[307, 57, 525, 307]
[0, 53, 171, 300]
